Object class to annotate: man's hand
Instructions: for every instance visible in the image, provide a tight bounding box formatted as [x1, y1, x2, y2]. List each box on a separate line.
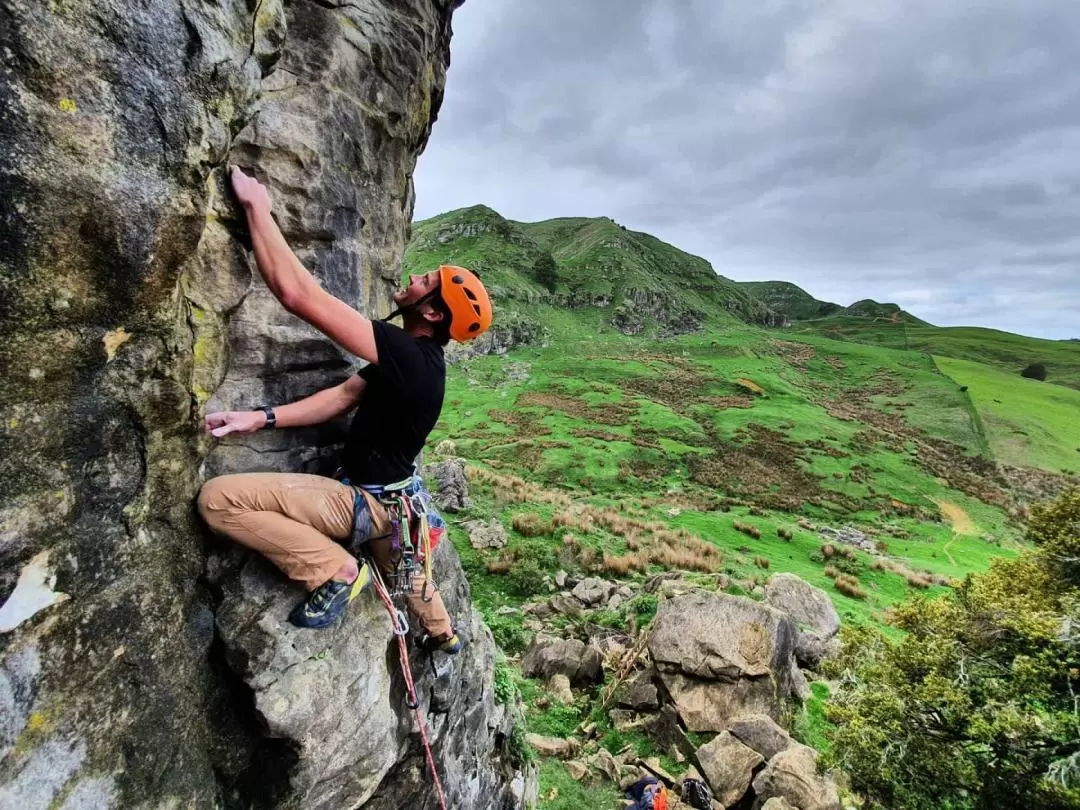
[205, 410, 265, 437]
[229, 165, 272, 212]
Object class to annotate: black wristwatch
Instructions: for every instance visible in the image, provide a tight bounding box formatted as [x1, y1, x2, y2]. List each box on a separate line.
[255, 405, 276, 429]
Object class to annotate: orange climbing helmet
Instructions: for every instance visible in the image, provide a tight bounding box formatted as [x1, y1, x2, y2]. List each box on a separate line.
[437, 265, 492, 342]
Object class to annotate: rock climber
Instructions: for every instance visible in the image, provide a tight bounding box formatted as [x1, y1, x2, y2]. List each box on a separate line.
[197, 166, 492, 652]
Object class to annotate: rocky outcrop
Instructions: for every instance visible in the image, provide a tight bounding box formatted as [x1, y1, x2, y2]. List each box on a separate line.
[0, 1, 531, 807]
[695, 731, 764, 807]
[521, 635, 603, 685]
[752, 744, 841, 810]
[648, 591, 798, 732]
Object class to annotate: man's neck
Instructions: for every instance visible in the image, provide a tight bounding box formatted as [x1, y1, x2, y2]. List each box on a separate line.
[401, 313, 435, 341]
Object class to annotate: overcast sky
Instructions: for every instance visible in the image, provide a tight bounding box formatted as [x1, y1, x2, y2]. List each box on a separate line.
[412, 0, 1080, 340]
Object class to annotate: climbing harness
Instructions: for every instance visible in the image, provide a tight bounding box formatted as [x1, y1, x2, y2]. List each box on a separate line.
[370, 560, 448, 810]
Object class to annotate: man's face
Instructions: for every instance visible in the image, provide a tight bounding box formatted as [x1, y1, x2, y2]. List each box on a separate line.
[393, 269, 440, 306]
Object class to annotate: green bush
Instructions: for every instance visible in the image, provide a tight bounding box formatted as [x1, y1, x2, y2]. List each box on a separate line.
[824, 489, 1080, 809]
[506, 541, 557, 597]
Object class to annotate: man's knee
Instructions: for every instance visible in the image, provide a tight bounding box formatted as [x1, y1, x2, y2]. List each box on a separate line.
[196, 476, 233, 527]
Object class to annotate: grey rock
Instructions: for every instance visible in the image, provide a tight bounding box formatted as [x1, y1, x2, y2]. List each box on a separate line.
[423, 458, 472, 513]
[216, 541, 528, 809]
[547, 674, 574, 705]
[728, 715, 793, 761]
[644, 705, 697, 761]
[695, 731, 764, 807]
[555, 570, 569, 588]
[818, 526, 876, 552]
[616, 671, 660, 711]
[572, 577, 618, 606]
[525, 734, 579, 759]
[609, 709, 644, 732]
[465, 519, 509, 550]
[594, 747, 621, 783]
[549, 594, 584, 617]
[764, 574, 841, 668]
[795, 633, 843, 669]
[752, 744, 841, 810]
[790, 663, 812, 701]
[608, 594, 625, 610]
[761, 799, 797, 810]
[0, 644, 40, 759]
[522, 635, 604, 684]
[648, 592, 798, 732]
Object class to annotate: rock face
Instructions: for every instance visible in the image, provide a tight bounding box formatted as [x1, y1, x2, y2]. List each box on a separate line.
[648, 592, 798, 732]
[0, 1, 531, 807]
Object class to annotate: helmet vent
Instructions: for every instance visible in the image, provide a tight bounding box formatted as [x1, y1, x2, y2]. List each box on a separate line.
[464, 288, 478, 301]
[468, 322, 480, 332]
[452, 274, 464, 284]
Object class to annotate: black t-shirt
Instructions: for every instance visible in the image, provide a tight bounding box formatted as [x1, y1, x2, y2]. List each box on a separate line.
[342, 321, 446, 485]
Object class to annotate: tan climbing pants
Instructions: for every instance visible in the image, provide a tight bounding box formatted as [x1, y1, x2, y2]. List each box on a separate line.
[197, 472, 452, 637]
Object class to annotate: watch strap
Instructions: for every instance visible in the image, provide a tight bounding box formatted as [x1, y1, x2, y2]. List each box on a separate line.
[256, 405, 276, 429]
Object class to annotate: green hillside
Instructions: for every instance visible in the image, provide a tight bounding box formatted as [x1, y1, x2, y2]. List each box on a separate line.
[404, 207, 780, 336]
[792, 320, 1080, 391]
[408, 207, 1078, 810]
[737, 280, 842, 321]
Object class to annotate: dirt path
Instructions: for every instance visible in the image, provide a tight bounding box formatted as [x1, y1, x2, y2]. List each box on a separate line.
[935, 500, 977, 566]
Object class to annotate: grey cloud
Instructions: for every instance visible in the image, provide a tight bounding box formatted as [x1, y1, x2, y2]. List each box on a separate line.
[416, 0, 1080, 338]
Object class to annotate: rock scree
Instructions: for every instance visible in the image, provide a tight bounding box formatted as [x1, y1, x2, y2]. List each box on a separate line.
[0, 1, 533, 807]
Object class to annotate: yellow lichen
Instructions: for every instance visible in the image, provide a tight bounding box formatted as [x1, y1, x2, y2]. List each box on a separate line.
[58, 98, 77, 113]
[103, 326, 132, 361]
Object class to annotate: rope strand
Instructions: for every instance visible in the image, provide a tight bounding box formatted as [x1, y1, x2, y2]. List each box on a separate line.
[371, 565, 448, 810]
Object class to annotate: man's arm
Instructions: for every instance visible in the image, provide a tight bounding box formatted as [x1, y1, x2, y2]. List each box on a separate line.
[231, 166, 381, 365]
[205, 375, 367, 437]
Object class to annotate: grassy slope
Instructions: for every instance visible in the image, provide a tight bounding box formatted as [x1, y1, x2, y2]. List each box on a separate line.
[792, 320, 1080, 391]
[935, 355, 1080, 473]
[737, 280, 842, 321]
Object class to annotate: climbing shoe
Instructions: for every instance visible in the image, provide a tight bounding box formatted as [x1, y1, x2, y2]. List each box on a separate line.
[289, 563, 371, 629]
[420, 630, 465, 656]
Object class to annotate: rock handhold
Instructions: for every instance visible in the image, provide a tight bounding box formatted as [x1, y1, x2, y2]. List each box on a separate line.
[571, 577, 617, 607]
[522, 635, 603, 684]
[464, 519, 508, 550]
[695, 731, 764, 807]
[647, 591, 798, 732]
[423, 458, 471, 513]
[727, 714, 793, 761]
[751, 744, 841, 810]
[763, 573, 841, 668]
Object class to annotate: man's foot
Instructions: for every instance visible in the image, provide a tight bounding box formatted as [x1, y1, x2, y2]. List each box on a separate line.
[289, 562, 371, 629]
[420, 630, 465, 656]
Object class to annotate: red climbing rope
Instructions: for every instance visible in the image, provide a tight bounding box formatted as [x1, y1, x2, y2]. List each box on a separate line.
[371, 568, 448, 810]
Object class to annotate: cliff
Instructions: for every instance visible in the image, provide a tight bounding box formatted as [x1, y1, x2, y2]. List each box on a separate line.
[0, 1, 528, 807]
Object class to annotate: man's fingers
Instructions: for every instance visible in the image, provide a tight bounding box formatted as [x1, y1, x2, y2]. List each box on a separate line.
[210, 424, 236, 438]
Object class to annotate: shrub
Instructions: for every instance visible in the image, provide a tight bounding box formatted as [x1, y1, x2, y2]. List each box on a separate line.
[833, 574, 866, 599]
[506, 541, 557, 596]
[777, 527, 794, 541]
[512, 512, 551, 537]
[1021, 362, 1048, 381]
[754, 555, 771, 570]
[821, 543, 837, 559]
[825, 489, 1080, 809]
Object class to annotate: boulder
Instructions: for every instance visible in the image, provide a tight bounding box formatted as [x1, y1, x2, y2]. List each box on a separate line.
[648, 592, 798, 732]
[423, 458, 471, 513]
[547, 674, 574, 705]
[644, 705, 697, 761]
[616, 671, 660, 711]
[465, 519, 508, 550]
[522, 635, 603, 684]
[751, 744, 841, 810]
[525, 734, 579, 759]
[695, 731, 764, 807]
[565, 760, 590, 781]
[790, 662, 812, 701]
[763, 574, 841, 668]
[593, 747, 622, 783]
[761, 799, 796, 810]
[549, 594, 584, 617]
[572, 577, 617, 607]
[795, 634, 842, 669]
[728, 715, 793, 761]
